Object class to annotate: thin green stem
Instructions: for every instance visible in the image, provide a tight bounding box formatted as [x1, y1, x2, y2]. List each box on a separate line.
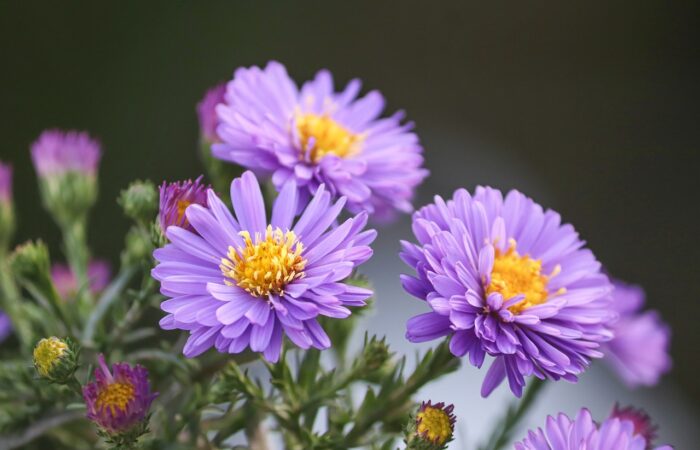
[66, 376, 83, 397]
[60, 220, 91, 308]
[478, 378, 546, 450]
[82, 265, 137, 346]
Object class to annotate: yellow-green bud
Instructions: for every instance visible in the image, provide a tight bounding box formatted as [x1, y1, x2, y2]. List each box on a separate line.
[404, 401, 456, 450]
[10, 240, 51, 282]
[119, 180, 158, 225]
[33, 337, 79, 383]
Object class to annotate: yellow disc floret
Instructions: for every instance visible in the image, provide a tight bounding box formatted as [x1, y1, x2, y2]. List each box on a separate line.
[221, 225, 306, 297]
[296, 113, 362, 162]
[33, 337, 69, 378]
[96, 382, 136, 415]
[486, 239, 562, 314]
[416, 404, 454, 445]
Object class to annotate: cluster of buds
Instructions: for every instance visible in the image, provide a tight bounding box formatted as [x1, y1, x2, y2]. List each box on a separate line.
[404, 401, 456, 450]
[30, 129, 101, 227]
[32, 340, 157, 447]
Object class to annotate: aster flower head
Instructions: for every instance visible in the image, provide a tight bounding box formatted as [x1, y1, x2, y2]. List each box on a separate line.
[152, 171, 375, 361]
[51, 259, 111, 299]
[405, 401, 456, 450]
[515, 407, 672, 450]
[0, 310, 11, 343]
[401, 187, 614, 397]
[31, 129, 101, 177]
[603, 280, 672, 388]
[197, 82, 226, 143]
[83, 354, 157, 435]
[158, 176, 210, 235]
[214, 61, 428, 222]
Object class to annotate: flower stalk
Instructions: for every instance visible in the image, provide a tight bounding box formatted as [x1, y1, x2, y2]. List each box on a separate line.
[478, 377, 546, 450]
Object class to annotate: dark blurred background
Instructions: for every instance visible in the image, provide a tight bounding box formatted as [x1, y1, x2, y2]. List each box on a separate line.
[1, 0, 698, 420]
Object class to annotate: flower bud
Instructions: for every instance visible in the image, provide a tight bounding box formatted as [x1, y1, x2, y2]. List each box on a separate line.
[31, 129, 101, 226]
[157, 176, 209, 236]
[83, 354, 157, 440]
[404, 401, 456, 450]
[33, 337, 79, 383]
[10, 240, 52, 284]
[197, 82, 225, 145]
[610, 403, 658, 445]
[359, 335, 391, 374]
[0, 162, 15, 252]
[119, 180, 158, 225]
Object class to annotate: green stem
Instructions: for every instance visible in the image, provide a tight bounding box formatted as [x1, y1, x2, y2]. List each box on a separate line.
[105, 276, 156, 352]
[82, 265, 137, 347]
[344, 341, 458, 447]
[478, 378, 546, 450]
[20, 278, 71, 336]
[66, 376, 83, 397]
[61, 220, 91, 309]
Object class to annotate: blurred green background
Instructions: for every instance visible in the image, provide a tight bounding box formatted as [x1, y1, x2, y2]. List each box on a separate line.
[1, 0, 698, 409]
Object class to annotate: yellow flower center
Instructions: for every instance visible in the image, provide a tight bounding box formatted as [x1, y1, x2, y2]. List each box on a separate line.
[416, 406, 453, 445]
[33, 337, 68, 377]
[296, 113, 362, 162]
[96, 382, 136, 415]
[221, 225, 306, 297]
[486, 240, 561, 314]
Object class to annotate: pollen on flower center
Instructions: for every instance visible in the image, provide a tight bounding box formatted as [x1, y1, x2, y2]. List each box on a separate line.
[296, 113, 362, 162]
[487, 239, 561, 314]
[416, 404, 454, 445]
[96, 382, 136, 415]
[221, 225, 306, 297]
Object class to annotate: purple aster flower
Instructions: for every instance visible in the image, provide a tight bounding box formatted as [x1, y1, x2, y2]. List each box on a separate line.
[158, 176, 210, 233]
[197, 82, 226, 143]
[610, 403, 659, 445]
[214, 61, 428, 222]
[0, 161, 11, 203]
[602, 280, 671, 388]
[31, 129, 101, 177]
[51, 259, 111, 299]
[515, 407, 672, 450]
[83, 354, 157, 434]
[0, 310, 11, 343]
[401, 187, 614, 397]
[152, 171, 375, 361]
